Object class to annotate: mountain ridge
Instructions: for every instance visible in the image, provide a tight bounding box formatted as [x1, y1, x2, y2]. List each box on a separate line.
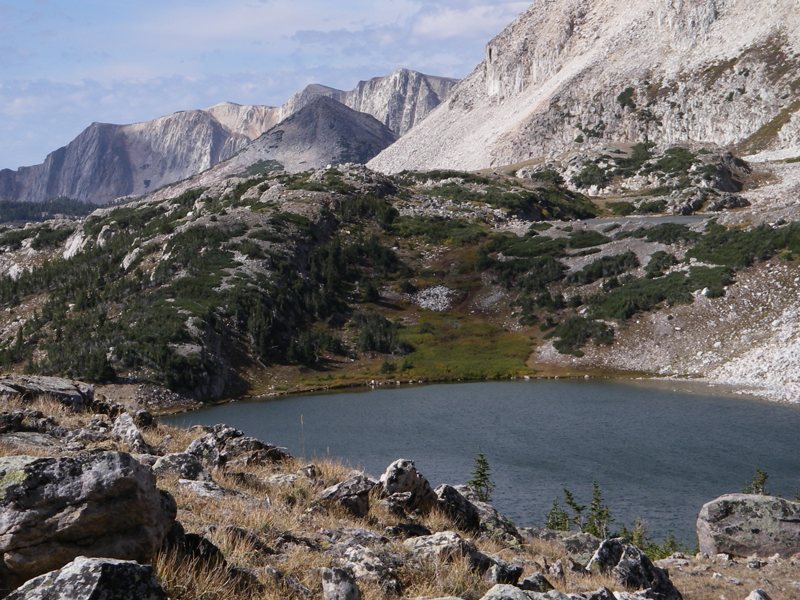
[0, 69, 455, 205]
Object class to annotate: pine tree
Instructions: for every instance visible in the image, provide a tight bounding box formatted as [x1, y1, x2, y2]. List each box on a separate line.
[743, 467, 769, 495]
[544, 497, 570, 531]
[563, 488, 586, 531]
[584, 480, 613, 539]
[467, 447, 495, 502]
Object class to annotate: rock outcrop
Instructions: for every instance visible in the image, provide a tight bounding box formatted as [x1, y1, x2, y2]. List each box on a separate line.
[697, 493, 800, 557]
[587, 538, 682, 600]
[370, 0, 800, 173]
[5, 556, 167, 600]
[379, 458, 437, 512]
[0, 452, 176, 592]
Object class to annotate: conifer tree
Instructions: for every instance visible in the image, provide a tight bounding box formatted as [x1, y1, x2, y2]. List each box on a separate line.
[467, 447, 495, 502]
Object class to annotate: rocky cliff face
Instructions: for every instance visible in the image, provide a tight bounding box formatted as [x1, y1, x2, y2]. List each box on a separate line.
[369, 0, 800, 173]
[284, 69, 458, 136]
[0, 70, 455, 205]
[0, 105, 277, 205]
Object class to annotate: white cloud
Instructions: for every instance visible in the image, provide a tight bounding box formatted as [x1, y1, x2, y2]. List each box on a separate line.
[412, 3, 529, 40]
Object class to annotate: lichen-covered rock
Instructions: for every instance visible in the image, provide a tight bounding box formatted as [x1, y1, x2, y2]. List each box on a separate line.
[434, 484, 481, 531]
[317, 475, 377, 517]
[342, 544, 388, 582]
[697, 494, 800, 558]
[152, 453, 212, 482]
[379, 459, 437, 512]
[518, 572, 554, 592]
[403, 531, 476, 561]
[185, 423, 290, 469]
[5, 556, 167, 600]
[321, 567, 361, 600]
[0, 452, 176, 593]
[0, 376, 92, 410]
[111, 412, 152, 454]
[587, 538, 682, 600]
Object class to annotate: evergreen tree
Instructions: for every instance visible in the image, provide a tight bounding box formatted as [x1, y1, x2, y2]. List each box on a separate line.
[467, 447, 495, 502]
[544, 497, 570, 531]
[584, 480, 613, 539]
[743, 467, 769, 495]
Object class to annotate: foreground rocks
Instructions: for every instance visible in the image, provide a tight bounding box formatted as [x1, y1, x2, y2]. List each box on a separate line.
[5, 556, 167, 600]
[697, 494, 800, 557]
[587, 538, 682, 600]
[0, 452, 176, 593]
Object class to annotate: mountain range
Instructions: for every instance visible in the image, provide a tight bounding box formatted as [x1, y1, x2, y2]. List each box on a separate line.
[0, 69, 456, 205]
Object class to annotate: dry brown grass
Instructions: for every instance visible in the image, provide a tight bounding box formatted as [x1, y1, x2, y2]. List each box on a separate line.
[3, 398, 797, 600]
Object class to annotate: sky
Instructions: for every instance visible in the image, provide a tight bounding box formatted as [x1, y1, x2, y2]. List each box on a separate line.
[0, 0, 530, 171]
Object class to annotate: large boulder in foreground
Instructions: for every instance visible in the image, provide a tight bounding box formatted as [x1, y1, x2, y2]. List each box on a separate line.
[0, 452, 176, 592]
[5, 556, 167, 600]
[379, 459, 437, 512]
[587, 538, 681, 600]
[697, 493, 800, 557]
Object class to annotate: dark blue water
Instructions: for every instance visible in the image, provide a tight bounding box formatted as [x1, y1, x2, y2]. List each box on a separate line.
[162, 380, 800, 545]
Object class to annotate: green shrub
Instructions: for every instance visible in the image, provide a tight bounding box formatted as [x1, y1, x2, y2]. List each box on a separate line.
[547, 316, 614, 355]
[567, 230, 612, 249]
[567, 252, 640, 285]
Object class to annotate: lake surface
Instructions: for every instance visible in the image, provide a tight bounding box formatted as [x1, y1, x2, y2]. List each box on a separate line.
[163, 380, 800, 545]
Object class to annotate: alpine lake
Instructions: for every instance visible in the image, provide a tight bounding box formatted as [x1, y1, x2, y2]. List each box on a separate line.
[163, 379, 800, 546]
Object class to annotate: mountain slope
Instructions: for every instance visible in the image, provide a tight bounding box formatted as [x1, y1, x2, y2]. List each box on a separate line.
[369, 0, 800, 173]
[181, 96, 398, 180]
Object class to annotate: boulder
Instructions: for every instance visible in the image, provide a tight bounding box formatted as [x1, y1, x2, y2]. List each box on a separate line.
[177, 479, 244, 500]
[379, 459, 437, 512]
[745, 591, 772, 600]
[153, 453, 212, 482]
[5, 556, 167, 600]
[0, 376, 91, 410]
[0, 452, 176, 593]
[404, 531, 476, 561]
[384, 523, 432, 539]
[474, 499, 520, 540]
[317, 475, 377, 517]
[480, 555, 523, 585]
[560, 532, 602, 565]
[518, 572, 554, 592]
[321, 567, 361, 600]
[586, 538, 681, 600]
[478, 584, 532, 600]
[434, 484, 481, 530]
[697, 494, 800, 558]
[581, 589, 615, 600]
[185, 424, 290, 469]
[342, 544, 388, 582]
[111, 413, 151, 454]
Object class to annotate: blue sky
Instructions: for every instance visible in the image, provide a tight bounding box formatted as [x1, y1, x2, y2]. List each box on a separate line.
[0, 0, 529, 170]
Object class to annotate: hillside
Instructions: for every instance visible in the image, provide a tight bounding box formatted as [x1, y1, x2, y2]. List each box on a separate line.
[0, 141, 799, 405]
[369, 0, 800, 173]
[0, 70, 455, 205]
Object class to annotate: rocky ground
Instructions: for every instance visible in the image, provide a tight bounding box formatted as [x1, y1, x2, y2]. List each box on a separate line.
[0, 380, 795, 600]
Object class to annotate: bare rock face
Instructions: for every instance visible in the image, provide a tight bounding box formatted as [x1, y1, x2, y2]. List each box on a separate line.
[0, 452, 177, 593]
[317, 474, 378, 518]
[370, 0, 800, 173]
[697, 493, 800, 557]
[321, 568, 361, 600]
[5, 556, 167, 600]
[284, 69, 458, 136]
[236, 97, 398, 174]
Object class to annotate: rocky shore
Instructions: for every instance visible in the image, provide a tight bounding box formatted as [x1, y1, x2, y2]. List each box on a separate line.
[0, 376, 796, 600]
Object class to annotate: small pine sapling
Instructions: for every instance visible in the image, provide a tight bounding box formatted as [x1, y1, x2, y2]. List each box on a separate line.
[743, 467, 769, 495]
[467, 447, 496, 502]
[544, 497, 571, 531]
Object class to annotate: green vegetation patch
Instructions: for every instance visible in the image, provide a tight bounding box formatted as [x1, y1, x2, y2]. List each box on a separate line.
[392, 216, 486, 245]
[546, 316, 614, 356]
[567, 252, 640, 285]
[397, 315, 533, 380]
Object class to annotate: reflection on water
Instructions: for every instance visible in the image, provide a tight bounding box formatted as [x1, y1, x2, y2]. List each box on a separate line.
[163, 379, 800, 545]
